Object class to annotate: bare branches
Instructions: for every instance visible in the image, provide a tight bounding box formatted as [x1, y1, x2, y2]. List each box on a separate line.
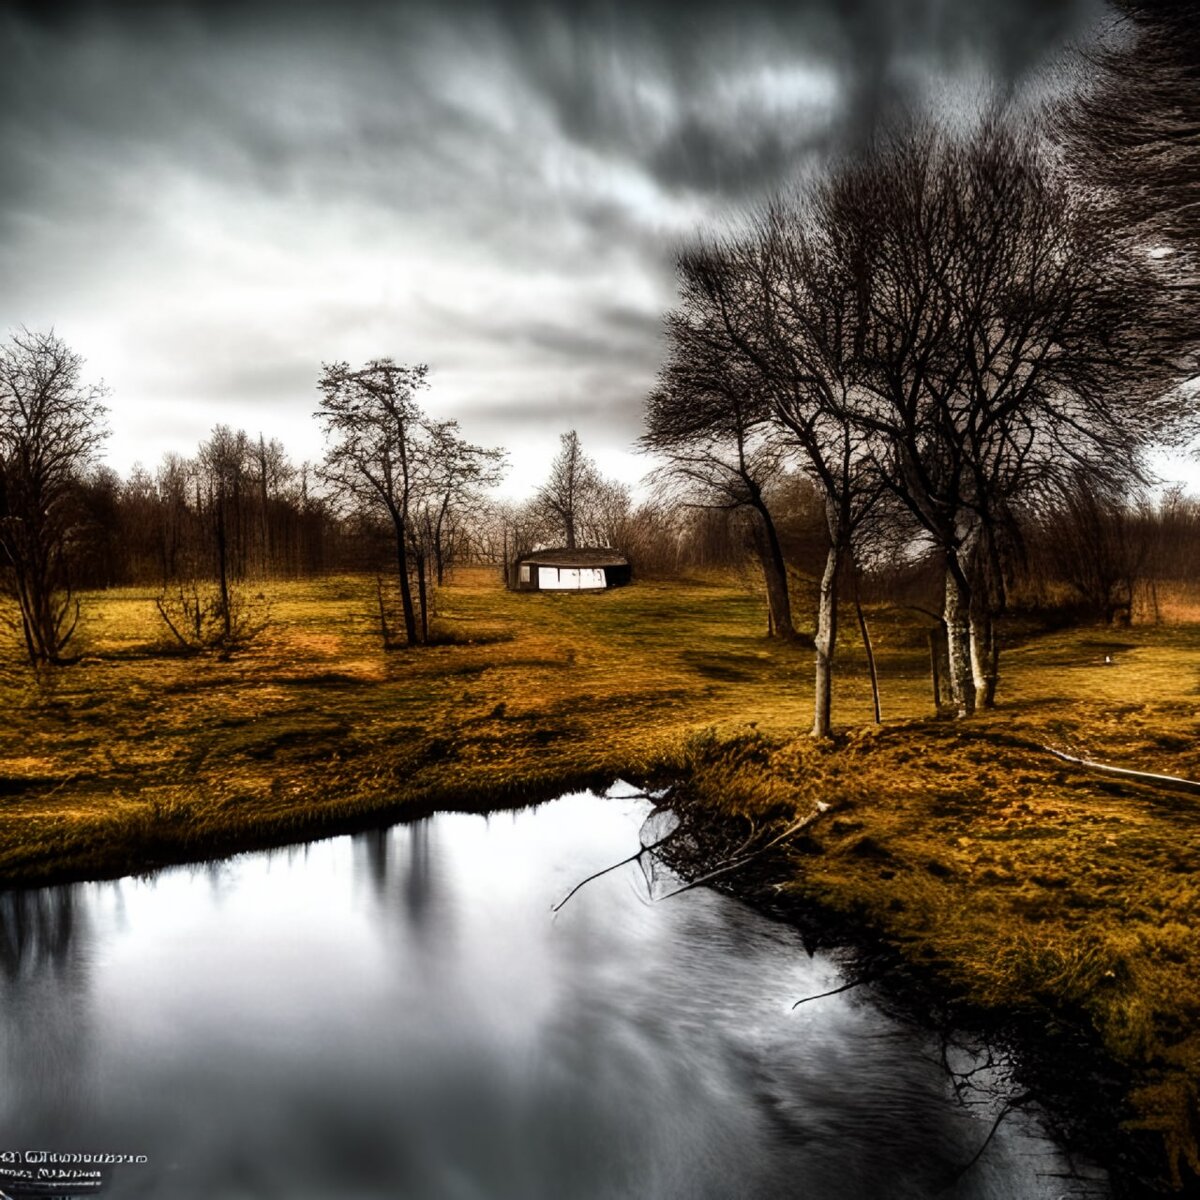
[154, 580, 271, 659]
[648, 113, 1189, 723]
[533, 431, 603, 551]
[643, 304, 799, 638]
[550, 826, 682, 914]
[1057, 1, 1200, 252]
[0, 329, 108, 665]
[316, 359, 428, 646]
[316, 359, 505, 645]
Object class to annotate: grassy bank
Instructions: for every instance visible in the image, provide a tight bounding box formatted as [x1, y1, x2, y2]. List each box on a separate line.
[2, 567, 1200, 1190]
[669, 707, 1200, 1195]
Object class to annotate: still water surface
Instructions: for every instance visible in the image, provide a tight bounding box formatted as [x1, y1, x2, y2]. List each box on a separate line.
[0, 789, 1102, 1199]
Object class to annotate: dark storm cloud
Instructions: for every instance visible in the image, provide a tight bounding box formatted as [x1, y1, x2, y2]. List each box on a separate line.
[464, 0, 1103, 194]
[0, 0, 1108, 489]
[0, 0, 1104, 207]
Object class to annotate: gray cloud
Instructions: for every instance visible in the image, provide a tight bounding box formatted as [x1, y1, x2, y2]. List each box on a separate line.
[0, 0, 1109, 494]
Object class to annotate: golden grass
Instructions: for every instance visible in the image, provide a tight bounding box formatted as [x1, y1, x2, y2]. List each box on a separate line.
[3, 567, 1200, 1188]
[0, 568, 827, 882]
[2, 568, 1199, 887]
[671, 689, 1200, 1191]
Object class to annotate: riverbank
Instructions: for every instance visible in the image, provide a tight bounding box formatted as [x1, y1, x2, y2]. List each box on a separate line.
[661, 718, 1200, 1197]
[2, 568, 1199, 1191]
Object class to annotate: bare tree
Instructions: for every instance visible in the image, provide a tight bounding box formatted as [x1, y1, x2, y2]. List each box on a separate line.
[414, 419, 506, 586]
[577, 477, 634, 550]
[197, 426, 249, 647]
[535, 430, 602, 550]
[252, 434, 295, 577]
[654, 115, 1183, 726]
[151, 427, 272, 657]
[675, 216, 885, 737]
[317, 361, 504, 645]
[643, 301, 799, 639]
[316, 359, 428, 646]
[813, 119, 1182, 713]
[0, 329, 107, 665]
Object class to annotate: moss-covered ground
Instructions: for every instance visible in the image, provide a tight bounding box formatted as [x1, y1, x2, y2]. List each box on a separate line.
[2, 567, 1199, 1191]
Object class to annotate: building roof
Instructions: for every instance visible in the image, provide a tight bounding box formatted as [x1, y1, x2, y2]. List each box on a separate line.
[518, 547, 629, 567]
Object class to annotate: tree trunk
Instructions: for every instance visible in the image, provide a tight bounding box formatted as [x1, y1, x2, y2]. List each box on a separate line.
[969, 610, 999, 709]
[375, 575, 391, 646]
[928, 627, 943, 709]
[944, 559, 976, 717]
[852, 568, 881, 724]
[565, 513, 576, 550]
[751, 501, 796, 640]
[416, 550, 429, 644]
[392, 518, 418, 646]
[216, 494, 232, 645]
[19, 610, 38, 666]
[258, 439, 270, 578]
[812, 540, 840, 739]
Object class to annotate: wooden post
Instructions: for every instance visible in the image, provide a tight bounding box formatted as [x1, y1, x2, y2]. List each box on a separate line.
[855, 592, 882, 724]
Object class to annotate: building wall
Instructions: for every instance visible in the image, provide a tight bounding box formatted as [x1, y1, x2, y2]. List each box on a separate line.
[537, 566, 606, 590]
[508, 558, 630, 591]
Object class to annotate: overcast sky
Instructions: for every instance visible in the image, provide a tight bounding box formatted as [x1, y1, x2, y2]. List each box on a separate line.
[0, 0, 1120, 498]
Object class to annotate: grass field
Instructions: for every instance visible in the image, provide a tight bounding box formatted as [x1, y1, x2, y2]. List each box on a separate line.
[0, 564, 943, 884]
[2, 566, 1200, 1190]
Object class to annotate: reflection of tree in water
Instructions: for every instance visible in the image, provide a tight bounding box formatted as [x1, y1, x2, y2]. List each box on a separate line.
[0, 886, 96, 1138]
[404, 821, 433, 931]
[0, 886, 78, 981]
[361, 826, 390, 896]
[356, 820, 440, 943]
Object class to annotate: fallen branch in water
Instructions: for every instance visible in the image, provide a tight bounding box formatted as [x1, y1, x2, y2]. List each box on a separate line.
[791, 975, 877, 1009]
[655, 808, 826, 902]
[557, 799, 826, 912]
[1042, 745, 1200, 796]
[551, 827, 682, 914]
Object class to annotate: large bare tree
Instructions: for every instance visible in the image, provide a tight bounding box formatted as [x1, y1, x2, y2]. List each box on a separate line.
[654, 115, 1184, 727]
[815, 119, 1182, 713]
[0, 329, 107, 665]
[674, 219, 885, 737]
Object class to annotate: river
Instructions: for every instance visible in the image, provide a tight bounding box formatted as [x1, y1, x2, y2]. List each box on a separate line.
[0, 786, 1105, 1199]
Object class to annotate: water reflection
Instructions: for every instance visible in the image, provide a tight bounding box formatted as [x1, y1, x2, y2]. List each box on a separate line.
[0, 886, 79, 981]
[0, 793, 1105, 1199]
[0, 887, 96, 1141]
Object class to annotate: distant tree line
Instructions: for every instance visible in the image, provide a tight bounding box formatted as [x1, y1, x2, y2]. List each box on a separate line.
[0, 329, 782, 663]
[78, 431, 339, 591]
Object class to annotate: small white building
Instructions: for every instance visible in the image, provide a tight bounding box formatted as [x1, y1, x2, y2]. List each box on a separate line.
[508, 547, 632, 592]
